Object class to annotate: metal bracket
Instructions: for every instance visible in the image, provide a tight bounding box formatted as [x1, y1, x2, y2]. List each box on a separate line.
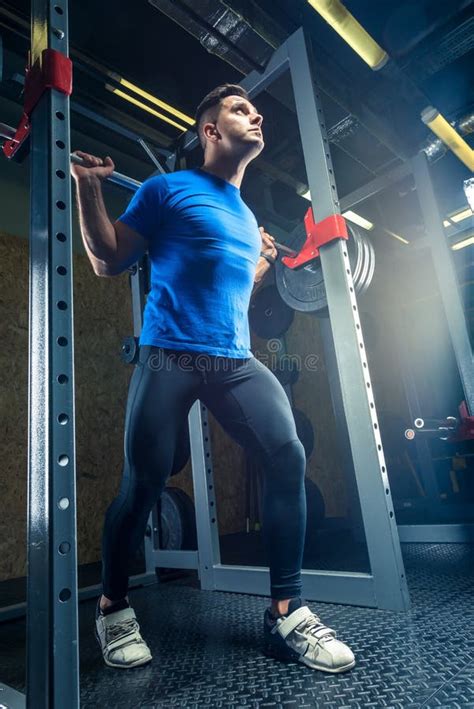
[282, 210, 349, 269]
[2, 48, 72, 160]
[451, 401, 474, 441]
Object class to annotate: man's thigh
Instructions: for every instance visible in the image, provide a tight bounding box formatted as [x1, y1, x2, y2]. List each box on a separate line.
[125, 347, 201, 469]
[200, 357, 299, 459]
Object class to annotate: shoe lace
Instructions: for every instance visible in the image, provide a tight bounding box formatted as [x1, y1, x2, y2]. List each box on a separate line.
[107, 617, 138, 643]
[300, 614, 335, 642]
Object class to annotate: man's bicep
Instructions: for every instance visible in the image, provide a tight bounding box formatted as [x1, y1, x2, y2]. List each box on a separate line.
[114, 219, 148, 271]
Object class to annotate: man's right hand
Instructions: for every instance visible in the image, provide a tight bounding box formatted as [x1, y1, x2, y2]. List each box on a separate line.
[71, 151, 115, 182]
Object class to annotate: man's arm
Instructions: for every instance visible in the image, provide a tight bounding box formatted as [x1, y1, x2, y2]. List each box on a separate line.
[251, 226, 278, 295]
[252, 256, 273, 295]
[72, 151, 147, 277]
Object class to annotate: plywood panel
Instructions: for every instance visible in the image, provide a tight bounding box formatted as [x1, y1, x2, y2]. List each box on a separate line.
[0, 230, 135, 579]
[283, 313, 349, 518]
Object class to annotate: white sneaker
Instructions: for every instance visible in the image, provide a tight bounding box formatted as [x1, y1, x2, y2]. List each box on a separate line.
[95, 603, 152, 668]
[264, 599, 355, 673]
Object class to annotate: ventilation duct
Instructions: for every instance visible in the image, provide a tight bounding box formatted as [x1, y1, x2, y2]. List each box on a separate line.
[148, 0, 275, 73]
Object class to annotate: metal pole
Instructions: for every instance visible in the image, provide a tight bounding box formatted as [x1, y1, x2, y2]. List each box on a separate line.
[27, 0, 79, 706]
[1, 121, 144, 192]
[287, 28, 410, 611]
[188, 401, 221, 589]
[70, 153, 142, 191]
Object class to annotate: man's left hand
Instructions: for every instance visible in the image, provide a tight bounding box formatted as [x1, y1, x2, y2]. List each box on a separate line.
[259, 226, 278, 262]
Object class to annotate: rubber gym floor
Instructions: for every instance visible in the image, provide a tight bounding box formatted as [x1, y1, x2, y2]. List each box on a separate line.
[0, 542, 473, 708]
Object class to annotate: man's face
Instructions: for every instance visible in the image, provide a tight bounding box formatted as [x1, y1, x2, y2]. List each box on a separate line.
[204, 95, 264, 159]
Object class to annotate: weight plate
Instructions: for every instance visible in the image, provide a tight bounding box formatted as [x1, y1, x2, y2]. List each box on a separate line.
[120, 336, 139, 364]
[160, 488, 185, 550]
[353, 228, 369, 298]
[357, 229, 375, 297]
[275, 223, 372, 313]
[349, 224, 366, 288]
[170, 487, 197, 550]
[159, 487, 196, 550]
[249, 284, 295, 339]
[361, 233, 376, 295]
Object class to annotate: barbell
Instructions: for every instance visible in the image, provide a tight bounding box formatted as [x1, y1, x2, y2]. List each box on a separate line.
[71, 153, 376, 316]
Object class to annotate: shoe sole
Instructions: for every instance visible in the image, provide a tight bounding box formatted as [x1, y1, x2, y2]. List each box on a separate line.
[95, 628, 152, 669]
[263, 643, 355, 674]
[300, 655, 356, 673]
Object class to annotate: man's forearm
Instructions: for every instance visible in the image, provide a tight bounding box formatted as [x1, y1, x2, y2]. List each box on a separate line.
[252, 256, 272, 295]
[75, 175, 119, 272]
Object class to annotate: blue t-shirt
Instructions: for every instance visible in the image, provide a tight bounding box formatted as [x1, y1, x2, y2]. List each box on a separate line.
[118, 168, 261, 358]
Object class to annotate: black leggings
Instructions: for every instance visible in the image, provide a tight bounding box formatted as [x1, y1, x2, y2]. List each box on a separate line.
[102, 346, 307, 601]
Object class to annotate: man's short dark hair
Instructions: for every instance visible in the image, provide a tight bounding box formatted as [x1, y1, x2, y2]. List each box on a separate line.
[195, 84, 250, 148]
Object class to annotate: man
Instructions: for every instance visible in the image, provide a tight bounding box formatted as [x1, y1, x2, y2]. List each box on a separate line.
[72, 84, 355, 674]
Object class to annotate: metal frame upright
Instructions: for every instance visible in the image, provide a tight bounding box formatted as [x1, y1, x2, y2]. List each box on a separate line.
[0, 0, 79, 706]
[27, 0, 79, 706]
[0, 0, 83, 707]
[156, 27, 411, 611]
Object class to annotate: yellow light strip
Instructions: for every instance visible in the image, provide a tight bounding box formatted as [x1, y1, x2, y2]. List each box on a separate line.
[105, 85, 187, 132]
[421, 107, 474, 172]
[443, 219, 452, 228]
[383, 227, 410, 245]
[110, 74, 195, 126]
[450, 207, 473, 223]
[342, 210, 374, 230]
[451, 235, 474, 251]
[73, 49, 195, 127]
[307, 0, 388, 70]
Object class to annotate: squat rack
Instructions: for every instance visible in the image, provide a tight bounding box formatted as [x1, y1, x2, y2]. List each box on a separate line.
[1, 1, 473, 707]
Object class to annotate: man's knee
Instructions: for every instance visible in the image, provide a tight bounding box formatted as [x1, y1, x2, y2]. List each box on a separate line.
[268, 438, 307, 480]
[122, 474, 165, 515]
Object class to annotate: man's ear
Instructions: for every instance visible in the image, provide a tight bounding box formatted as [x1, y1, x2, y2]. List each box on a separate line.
[203, 121, 220, 143]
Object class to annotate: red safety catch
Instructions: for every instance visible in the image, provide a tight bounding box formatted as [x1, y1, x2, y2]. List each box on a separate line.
[281, 208, 349, 269]
[3, 49, 72, 161]
[449, 401, 474, 442]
